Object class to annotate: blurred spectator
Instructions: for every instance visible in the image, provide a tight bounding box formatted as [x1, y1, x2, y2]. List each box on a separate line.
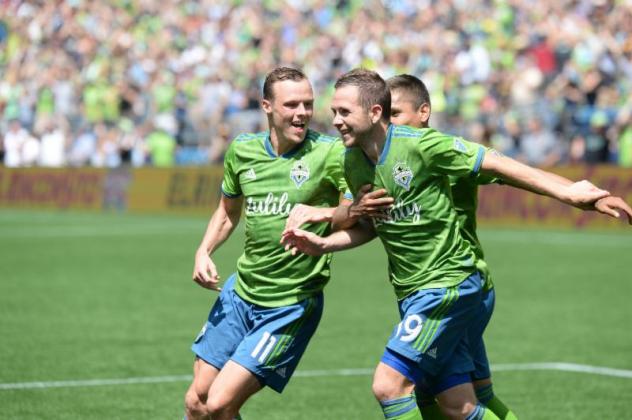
[38, 120, 67, 167]
[3, 119, 29, 167]
[519, 118, 561, 167]
[0, 0, 631, 168]
[21, 134, 40, 166]
[68, 125, 97, 166]
[146, 115, 176, 167]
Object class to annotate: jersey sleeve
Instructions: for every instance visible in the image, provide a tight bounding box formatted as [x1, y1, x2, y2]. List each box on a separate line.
[418, 130, 485, 177]
[325, 140, 352, 199]
[475, 148, 503, 185]
[221, 140, 242, 197]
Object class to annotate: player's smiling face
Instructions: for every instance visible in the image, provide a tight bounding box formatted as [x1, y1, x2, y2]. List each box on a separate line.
[331, 85, 374, 147]
[263, 79, 314, 146]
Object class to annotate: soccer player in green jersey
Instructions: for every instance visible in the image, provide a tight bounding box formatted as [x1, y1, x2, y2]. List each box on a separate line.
[388, 74, 515, 420]
[388, 76, 628, 420]
[386, 74, 632, 420]
[281, 69, 621, 420]
[183, 67, 350, 420]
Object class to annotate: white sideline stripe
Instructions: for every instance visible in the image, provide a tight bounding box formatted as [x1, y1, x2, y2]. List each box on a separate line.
[492, 362, 632, 378]
[1, 363, 631, 391]
[480, 231, 631, 247]
[0, 224, 202, 238]
[0, 375, 192, 390]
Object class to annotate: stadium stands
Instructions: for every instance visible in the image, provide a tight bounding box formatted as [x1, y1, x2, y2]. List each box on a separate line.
[1, 0, 631, 167]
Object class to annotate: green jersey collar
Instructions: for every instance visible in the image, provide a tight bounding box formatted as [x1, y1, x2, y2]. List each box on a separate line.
[377, 123, 394, 165]
[360, 123, 394, 166]
[264, 131, 307, 159]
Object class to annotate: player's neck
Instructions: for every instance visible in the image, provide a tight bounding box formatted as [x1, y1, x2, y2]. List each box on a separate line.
[359, 120, 389, 164]
[269, 129, 304, 156]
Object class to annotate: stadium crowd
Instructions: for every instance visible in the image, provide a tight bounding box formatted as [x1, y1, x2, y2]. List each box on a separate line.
[1, 0, 631, 168]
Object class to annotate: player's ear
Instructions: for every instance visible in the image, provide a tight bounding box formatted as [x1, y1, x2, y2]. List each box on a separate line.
[261, 99, 272, 114]
[419, 103, 431, 125]
[370, 104, 383, 124]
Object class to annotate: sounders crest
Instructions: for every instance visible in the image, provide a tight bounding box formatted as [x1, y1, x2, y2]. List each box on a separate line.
[392, 161, 413, 191]
[290, 159, 310, 188]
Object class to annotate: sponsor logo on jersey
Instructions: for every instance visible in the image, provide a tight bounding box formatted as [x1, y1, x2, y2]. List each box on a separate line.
[392, 161, 413, 191]
[453, 137, 467, 153]
[374, 199, 422, 225]
[245, 192, 296, 216]
[290, 160, 310, 188]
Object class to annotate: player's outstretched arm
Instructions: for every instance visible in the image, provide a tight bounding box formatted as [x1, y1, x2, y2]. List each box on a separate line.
[192, 195, 243, 291]
[282, 219, 377, 256]
[480, 152, 610, 209]
[331, 184, 394, 231]
[492, 164, 630, 222]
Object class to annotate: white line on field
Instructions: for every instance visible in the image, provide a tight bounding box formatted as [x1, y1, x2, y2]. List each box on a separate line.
[479, 230, 631, 247]
[1, 363, 631, 391]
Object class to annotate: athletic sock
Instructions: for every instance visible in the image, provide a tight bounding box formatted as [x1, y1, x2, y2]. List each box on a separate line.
[475, 384, 517, 419]
[380, 394, 423, 419]
[465, 403, 500, 420]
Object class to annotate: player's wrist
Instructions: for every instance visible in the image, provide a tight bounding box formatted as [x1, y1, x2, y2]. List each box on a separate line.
[320, 235, 335, 253]
[320, 207, 335, 222]
[196, 247, 211, 257]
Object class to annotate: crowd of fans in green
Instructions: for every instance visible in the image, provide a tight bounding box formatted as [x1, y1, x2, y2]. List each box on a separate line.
[1, 0, 631, 168]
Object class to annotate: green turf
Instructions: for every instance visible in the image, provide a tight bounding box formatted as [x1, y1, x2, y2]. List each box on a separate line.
[0, 210, 631, 419]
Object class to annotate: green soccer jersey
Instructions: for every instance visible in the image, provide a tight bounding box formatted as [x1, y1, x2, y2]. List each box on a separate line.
[343, 124, 485, 300]
[449, 170, 499, 291]
[222, 129, 347, 307]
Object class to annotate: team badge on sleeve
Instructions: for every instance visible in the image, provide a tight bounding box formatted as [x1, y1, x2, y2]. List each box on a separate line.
[290, 160, 310, 188]
[392, 161, 413, 191]
[453, 137, 467, 153]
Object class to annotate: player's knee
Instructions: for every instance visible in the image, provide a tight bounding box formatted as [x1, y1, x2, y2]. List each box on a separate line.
[184, 389, 207, 417]
[437, 398, 477, 419]
[206, 393, 237, 419]
[435, 383, 479, 419]
[372, 375, 402, 401]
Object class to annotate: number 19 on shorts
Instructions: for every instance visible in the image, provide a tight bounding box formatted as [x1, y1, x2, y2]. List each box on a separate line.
[396, 315, 423, 342]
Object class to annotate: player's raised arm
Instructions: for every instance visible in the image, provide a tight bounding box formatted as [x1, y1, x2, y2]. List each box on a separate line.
[480, 151, 610, 209]
[192, 195, 243, 291]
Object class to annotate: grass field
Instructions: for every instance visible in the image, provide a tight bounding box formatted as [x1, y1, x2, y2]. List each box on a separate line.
[1, 209, 631, 419]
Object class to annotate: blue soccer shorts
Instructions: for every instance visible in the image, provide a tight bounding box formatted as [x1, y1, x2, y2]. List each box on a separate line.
[469, 286, 495, 381]
[383, 271, 485, 385]
[191, 274, 324, 393]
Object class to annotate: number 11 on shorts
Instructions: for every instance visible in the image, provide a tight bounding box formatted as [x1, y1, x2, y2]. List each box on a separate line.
[251, 331, 277, 362]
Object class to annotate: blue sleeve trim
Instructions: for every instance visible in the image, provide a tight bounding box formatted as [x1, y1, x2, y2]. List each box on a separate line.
[221, 187, 241, 198]
[471, 146, 485, 175]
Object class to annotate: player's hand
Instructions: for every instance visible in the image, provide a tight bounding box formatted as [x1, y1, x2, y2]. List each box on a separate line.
[562, 180, 610, 209]
[594, 196, 632, 225]
[281, 228, 328, 256]
[192, 250, 221, 291]
[348, 184, 394, 219]
[284, 204, 332, 232]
